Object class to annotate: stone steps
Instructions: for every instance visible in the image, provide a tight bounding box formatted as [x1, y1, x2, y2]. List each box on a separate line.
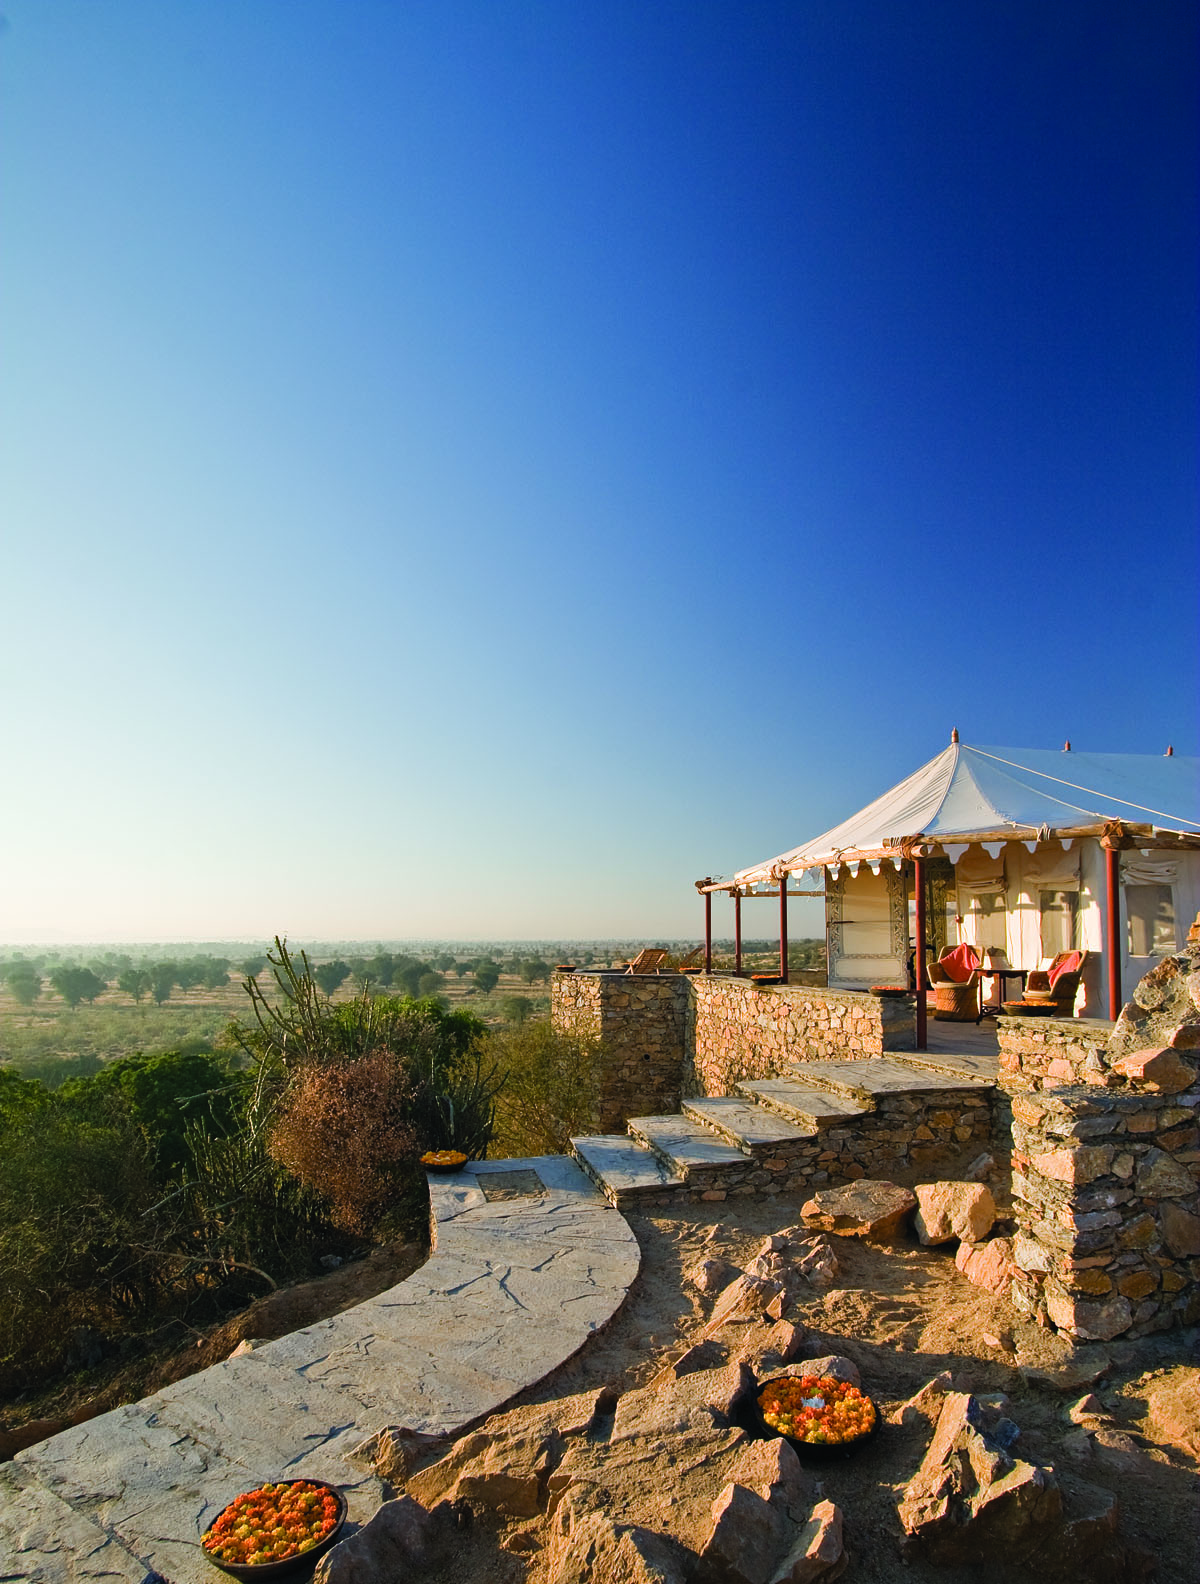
[782, 1056, 992, 1103]
[681, 1096, 816, 1156]
[736, 1077, 870, 1130]
[880, 1047, 1001, 1085]
[570, 1134, 686, 1207]
[570, 1055, 997, 1208]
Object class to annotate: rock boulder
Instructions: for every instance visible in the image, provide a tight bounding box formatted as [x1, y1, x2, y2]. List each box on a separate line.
[914, 1182, 996, 1245]
[897, 1391, 1062, 1565]
[799, 1181, 917, 1241]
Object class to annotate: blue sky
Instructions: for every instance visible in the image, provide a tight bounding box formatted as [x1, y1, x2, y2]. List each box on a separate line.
[1, 1, 1196, 942]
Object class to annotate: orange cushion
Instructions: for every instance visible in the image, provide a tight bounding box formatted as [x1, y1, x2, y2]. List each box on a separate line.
[939, 944, 980, 983]
[1048, 950, 1083, 988]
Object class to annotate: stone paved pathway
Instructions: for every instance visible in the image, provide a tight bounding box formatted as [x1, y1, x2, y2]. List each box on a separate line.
[0, 1157, 639, 1584]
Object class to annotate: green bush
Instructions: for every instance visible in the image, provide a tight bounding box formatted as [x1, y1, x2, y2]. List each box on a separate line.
[235, 939, 501, 1163]
[59, 1047, 240, 1178]
[0, 1096, 163, 1386]
[488, 1018, 602, 1158]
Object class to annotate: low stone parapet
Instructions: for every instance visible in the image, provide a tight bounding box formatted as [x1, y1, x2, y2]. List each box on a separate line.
[996, 1014, 1113, 1091]
[1008, 1084, 1200, 1340]
[687, 975, 914, 1097]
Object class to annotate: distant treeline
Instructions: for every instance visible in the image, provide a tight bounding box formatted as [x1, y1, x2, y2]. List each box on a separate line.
[0, 949, 557, 1009]
[0, 939, 826, 1011]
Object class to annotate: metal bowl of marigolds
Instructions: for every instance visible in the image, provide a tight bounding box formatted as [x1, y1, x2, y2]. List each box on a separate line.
[754, 1373, 880, 1459]
[201, 1480, 347, 1577]
[420, 1149, 469, 1174]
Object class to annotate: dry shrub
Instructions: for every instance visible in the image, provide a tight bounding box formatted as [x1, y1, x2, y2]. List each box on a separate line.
[269, 1051, 417, 1234]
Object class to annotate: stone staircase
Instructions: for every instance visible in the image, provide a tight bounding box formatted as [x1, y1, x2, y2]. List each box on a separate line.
[571, 1051, 997, 1210]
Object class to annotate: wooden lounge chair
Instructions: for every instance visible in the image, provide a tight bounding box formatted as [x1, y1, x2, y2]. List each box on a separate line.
[676, 945, 704, 970]
[927, 944, 985, 1022]
[1024, 950, 1087, 1016]
[625, 948, 670, 974]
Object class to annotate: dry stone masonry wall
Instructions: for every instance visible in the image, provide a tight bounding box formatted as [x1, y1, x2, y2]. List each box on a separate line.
[686, 976, 914, 1097]
[997, 1015, 1112, 1091]
[550, 971, 688, 1132]
[1008, 1084, 1200, 1340]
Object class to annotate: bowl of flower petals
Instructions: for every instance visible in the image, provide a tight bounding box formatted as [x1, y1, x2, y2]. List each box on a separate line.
[754, 1374, 879, 1458]
[201, 1480, 346, 1576]
[420, 1149, 469, 1173]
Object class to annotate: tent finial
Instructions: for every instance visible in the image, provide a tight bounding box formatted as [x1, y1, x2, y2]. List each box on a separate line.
[1063, 740, 1071, 751]
[1166, 744, 1174, 756]
[950, 727, 959, 744]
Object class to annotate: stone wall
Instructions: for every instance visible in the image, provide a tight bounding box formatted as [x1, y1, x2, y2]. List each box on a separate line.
[686, 975, 915, 1098]
[550, 971, 688, 1133]
[551, 971, 923, 1131]
[1008, 1083, 1200, 1341]
[657, 1089, 992, 1205]
[996, 1015, 1113, 1091]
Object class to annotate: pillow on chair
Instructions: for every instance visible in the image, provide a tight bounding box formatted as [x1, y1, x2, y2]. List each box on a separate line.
[938, 944, 981, 983]
[1048, 950, 1083, 989]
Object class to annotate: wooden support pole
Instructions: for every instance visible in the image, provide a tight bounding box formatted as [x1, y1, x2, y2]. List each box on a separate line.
[704, 888, 713, 975]
[734, 891, 742, 974]
[779, 877, 789, 983]
[1106, 844, 1122, 1021]
[914, 855, 927, 1051]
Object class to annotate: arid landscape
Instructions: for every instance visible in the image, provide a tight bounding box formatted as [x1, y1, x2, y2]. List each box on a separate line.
[6, 1180, 1196, 1581]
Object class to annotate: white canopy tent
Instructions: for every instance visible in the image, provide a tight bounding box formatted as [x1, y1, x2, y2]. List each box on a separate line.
[698, 739, 1200, 1036]
[729, 741, 1200, 882]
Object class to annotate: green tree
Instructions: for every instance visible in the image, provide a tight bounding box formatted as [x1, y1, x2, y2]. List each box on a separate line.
[500, 995, 534, 1027]
[174, 960, 206, 993]
[519, 958, 551, 985]
[4, 963, 42, 1006]
[417, 971, 445, 998]
[60, 1048, 239, 1179]
[239, 956, 268, 979]
[118, 967, 153, 1004]
[473, 960, 500, 995]
[313, 960, 351, 998]
[151, 965, 177, 1005]
[395, 962, 428, 999]
[202, 959, 231, 991]
[49, 966, 107, 1008]
[0, 1067, 51, 1128]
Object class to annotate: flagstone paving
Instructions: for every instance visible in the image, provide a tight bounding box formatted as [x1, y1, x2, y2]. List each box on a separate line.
[0, 1157, 639, 1584]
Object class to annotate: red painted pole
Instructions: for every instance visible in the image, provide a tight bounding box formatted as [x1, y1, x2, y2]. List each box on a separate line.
[704, 888, 712, 974]
[779, 877, 789, 983]
[734, 891, 742, 974]
[1106, 845, 1122, 1021]
[914, 855, 927, 1050]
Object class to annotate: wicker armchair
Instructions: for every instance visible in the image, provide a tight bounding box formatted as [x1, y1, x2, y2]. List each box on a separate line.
[927, 944, 985, 1022]
[1024, 951, 1087, 1016]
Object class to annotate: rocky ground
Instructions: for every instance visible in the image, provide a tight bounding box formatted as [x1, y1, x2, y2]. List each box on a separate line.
[332, 1192, 1198, 1584]
[3, 1188, 1197, 1581]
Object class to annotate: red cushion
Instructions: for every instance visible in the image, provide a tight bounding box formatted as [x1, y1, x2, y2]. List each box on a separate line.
[939, 944, 980, 983]
[1048, 950, 1083, 988]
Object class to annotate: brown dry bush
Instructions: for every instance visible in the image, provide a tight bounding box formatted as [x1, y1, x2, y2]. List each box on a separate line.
[269, 1051, 417, 1234]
